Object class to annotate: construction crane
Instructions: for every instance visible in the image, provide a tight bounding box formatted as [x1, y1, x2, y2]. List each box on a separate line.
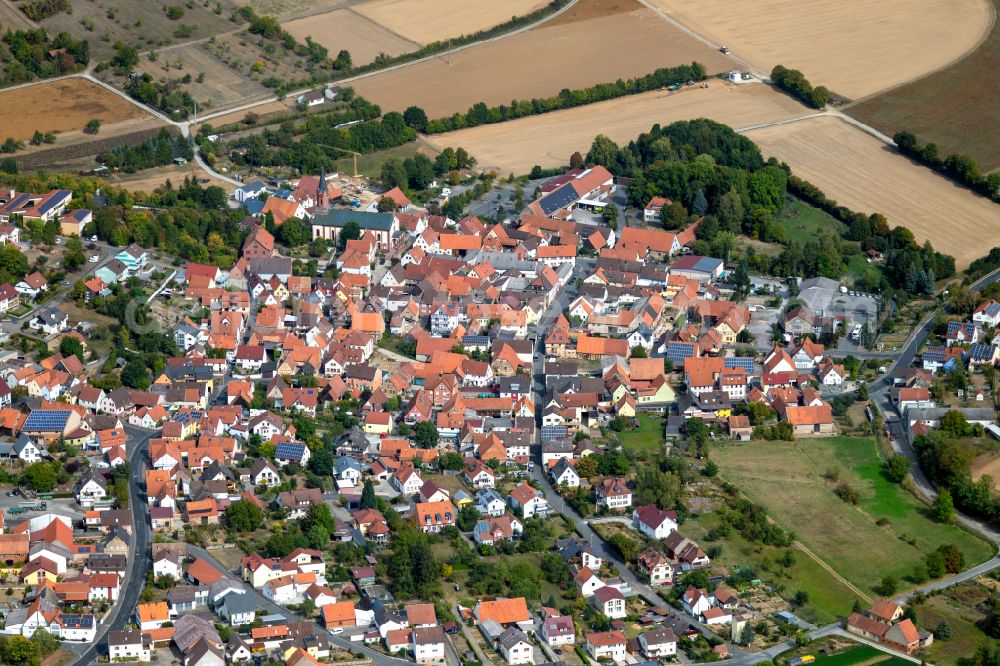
[313, 143, 362, 179]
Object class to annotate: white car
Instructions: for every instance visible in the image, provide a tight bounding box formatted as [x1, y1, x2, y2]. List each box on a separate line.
[89, 255, 99, 263]
[90, 235, 98, 242]
[329, 628, 344, 635]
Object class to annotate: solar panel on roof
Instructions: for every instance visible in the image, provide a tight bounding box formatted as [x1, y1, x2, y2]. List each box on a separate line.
[724, 357, 757, 371]
[538, 183, 579, 215]
[541, 426, 568, 442]
[23, 410, 71, 431]
[275, 443, 305, 458]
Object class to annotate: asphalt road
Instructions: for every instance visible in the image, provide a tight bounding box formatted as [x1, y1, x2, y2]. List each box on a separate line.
[64, 424, 156, 666]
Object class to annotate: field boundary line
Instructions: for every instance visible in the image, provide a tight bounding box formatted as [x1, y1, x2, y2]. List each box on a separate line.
[0, 0, 36, 29]
[792, 539, 873, 604]
[718, 472, 875, 605]
[842, 0, 997, 109]
[195, 0, 584, 124]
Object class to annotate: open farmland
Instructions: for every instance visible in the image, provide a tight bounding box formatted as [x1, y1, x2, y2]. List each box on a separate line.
[424, 83, 808, 174]
[0, 78, 150, 141]
[847, 0, 1000, 171]
[39, 1, 239, 61]
[713, 437, 993, 594]
[352, 5, 731, 117]
[746, 115, 1000, 269]
[283, 9, 420, 66]
[648, 0, 993, 99]
[354, 0, 549, 45]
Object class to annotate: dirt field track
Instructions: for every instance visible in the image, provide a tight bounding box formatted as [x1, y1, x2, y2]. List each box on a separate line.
[0, 78, 150, 141]
[746, 115, 999, 268]
[648, 0, 993, 99]
[283, 9, 420, 66]
[353, 6, 731, 117]
[354, 0, 549, 45]
[425, 83, 807, 175]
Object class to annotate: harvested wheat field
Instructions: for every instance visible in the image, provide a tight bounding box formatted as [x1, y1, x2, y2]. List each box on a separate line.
[355, 0, 550, 44]
[746, 115, 1000, 268]
[283, 9, 420, 66]
[425, 83, 808, 174]
[353, 7, 731, 117]
[648, 0, 993, 99]
[0, 78, 148, 141]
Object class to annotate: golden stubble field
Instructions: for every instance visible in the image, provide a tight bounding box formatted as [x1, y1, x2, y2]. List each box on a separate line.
[425, 83, 808, 174]
[351, 5, 731, 117]
[647, 0, 994, 99]
[354, 0, 551, 44]
[0, 78, 150, 141]
[746, 115, 1000, 269]
[283, 9, 421, 66]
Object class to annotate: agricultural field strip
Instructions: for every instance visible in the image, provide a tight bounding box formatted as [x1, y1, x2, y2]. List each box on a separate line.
[644, 0, 993, 100]
[745, 115, 1000, 269]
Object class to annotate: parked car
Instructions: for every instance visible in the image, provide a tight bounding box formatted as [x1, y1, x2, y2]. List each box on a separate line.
[89, 256, 99, 263]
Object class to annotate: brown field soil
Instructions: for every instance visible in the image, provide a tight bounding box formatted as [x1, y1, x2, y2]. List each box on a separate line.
[543, 0, 642, 26]
[15, 115, 166, 156]
[283, 9, 420, 66]
[136, 43, 271, 111]
[972, 452, 1000, 482]
[425, 82, 807, 174]
[746, 115, 1000, 269]
[847, 0, 1000, 171]
[352, 7, 732, 117]
[354, 0, 549, 45]
[0, 78, 149, 141]
[648, 0, 993, 99]
[104, 162, 234, 194]
[40, 1, 239, 61]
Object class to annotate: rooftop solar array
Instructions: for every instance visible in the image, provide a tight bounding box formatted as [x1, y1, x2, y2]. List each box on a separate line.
[275, 442, 305, 459]
[23, 410, 70, 431]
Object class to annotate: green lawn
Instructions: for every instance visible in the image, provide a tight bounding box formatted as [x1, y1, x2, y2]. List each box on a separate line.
[774, 198, 845, 244]
[617, 413, 665, 457]
[684, 512, 865, 624]
[814, 645, 912, 666]
[712, 437, 994, 595]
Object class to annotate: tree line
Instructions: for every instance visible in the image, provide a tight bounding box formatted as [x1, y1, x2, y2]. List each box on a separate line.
[98, 129, 194, 172]
[422, 62, 707, 134]
[770, 65, 829, 108]
[344, 0, 572, 79]
[587, 118, 953, 297]
[227, 97, 415, 173]
[893, 131, 1000, 202]
[0, 28, 88, 86]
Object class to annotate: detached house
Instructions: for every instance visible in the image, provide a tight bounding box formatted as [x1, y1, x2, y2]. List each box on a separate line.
[595, 477, 632, 510]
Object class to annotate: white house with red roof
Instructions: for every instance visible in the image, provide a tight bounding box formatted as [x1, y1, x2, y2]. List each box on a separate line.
[632, 504, 678, 539]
